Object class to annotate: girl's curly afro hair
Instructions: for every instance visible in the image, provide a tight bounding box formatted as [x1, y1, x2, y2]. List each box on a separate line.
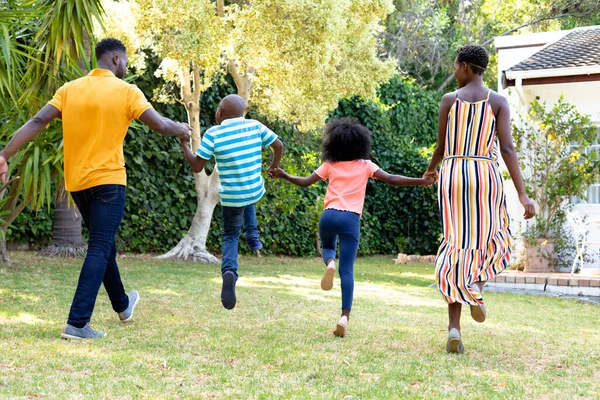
[321, 118, 372, 162]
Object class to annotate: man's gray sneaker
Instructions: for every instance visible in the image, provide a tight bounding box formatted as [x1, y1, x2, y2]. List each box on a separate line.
[118, 290, 139, 322]
[61, 323, 106, 340]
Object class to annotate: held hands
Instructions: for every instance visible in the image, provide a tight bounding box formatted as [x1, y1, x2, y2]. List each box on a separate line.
[422, 174, 436, 187]
[519, 192, 536, 219]
[423, 169, 439, 187]
[267, 167, 285, 179]
[178, 123, 192, 143]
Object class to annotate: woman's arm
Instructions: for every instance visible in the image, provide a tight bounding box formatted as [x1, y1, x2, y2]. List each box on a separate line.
[270, 168, 321, 188]
[494, 94, 535, 219]
[374, 169, 435, 187]
[425, 93, 455, 176]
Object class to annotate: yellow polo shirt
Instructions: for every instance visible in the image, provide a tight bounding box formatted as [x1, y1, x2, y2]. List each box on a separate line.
[48, 69, 152, 192]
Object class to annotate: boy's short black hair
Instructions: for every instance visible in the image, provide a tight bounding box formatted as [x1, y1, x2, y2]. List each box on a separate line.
[457, 45, 489, 75]
[321, 118, 372, 162]
[95, 38, 127, 60]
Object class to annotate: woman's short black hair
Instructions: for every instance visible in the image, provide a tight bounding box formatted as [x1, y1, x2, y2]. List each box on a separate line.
[95, 38, 127, 60]
[321, 118, 372, 162]
[457, 45, 489, 75]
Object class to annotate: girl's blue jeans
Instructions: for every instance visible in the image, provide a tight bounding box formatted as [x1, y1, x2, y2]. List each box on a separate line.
[319, 209, 361, 311]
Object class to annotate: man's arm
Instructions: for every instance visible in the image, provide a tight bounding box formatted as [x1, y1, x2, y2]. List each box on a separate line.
[180, 138, 208, 173]
[0, 104, 61, 183]
[139, 109, 190, 139]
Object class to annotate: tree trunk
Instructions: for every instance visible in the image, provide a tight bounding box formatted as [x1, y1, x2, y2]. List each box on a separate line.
[0, 229, 9, 265]
[158, 169, 221, 262]
[159, 65, 222, 263]
[0, 176, 30, 266]
[39, 32, 90, 258]
[39, 181, 87, 258]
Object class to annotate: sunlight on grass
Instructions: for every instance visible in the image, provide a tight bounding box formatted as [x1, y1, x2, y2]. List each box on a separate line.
[0, 288, 41, 302]
[144, 288, 183, 296]
[240, 274, 443, 307]
[0, 253, 599, 398]
[0, 312, 48, 325]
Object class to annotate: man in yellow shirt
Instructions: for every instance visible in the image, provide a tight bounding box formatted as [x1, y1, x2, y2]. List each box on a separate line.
[0, 38, 190, 339]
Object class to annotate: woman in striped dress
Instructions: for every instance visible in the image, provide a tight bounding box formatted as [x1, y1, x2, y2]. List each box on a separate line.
[424, 46, 535, 353]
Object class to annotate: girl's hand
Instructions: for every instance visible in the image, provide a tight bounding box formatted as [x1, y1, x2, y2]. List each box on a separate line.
[519, 193, 536, 219]
[267, 167, 285, 179]
[423, 170, 439, 183]
[423, 175, 436, 187]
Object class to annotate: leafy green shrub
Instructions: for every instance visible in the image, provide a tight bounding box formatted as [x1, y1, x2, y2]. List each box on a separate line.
[8, 70, 443, 256]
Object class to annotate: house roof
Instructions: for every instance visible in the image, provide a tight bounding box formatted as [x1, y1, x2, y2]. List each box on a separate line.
[507, 26, 600, 72]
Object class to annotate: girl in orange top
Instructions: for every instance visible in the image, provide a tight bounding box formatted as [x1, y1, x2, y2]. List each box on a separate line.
[271, 118, 434, 337]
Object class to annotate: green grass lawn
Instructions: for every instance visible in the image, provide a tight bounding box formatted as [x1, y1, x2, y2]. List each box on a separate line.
[1, 252, 599, 399]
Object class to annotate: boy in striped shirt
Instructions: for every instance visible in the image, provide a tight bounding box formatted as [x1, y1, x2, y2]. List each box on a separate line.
[180, 94, 283, 310]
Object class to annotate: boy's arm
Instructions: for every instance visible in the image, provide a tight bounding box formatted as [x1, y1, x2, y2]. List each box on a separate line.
[374, 169, 434, 187]
[271, 168, 320, 188]
[180, 138, 208, 173]
[266, 138, 284, 175]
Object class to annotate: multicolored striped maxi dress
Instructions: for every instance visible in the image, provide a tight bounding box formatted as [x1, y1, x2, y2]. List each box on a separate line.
[435, 90, 512, 306]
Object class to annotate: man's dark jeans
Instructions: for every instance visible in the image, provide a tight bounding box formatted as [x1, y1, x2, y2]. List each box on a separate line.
[68, 184, 128, 328]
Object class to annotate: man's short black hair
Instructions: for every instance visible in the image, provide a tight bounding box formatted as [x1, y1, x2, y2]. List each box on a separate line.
[321, 118, 372, 162]
[457, 45, 489, 75]
[95, 38, 127, 60]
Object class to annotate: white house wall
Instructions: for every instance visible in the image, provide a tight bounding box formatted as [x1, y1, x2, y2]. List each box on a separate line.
[502, 82, 600, 270]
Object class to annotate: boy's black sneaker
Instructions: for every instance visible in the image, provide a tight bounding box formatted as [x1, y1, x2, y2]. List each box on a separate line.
[221, 271, 237, 310]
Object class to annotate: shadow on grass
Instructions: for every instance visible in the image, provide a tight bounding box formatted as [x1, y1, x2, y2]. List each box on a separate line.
[233, 274, 443, 308]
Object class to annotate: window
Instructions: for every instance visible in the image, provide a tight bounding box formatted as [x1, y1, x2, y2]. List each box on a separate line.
[571, 127, 600, 205]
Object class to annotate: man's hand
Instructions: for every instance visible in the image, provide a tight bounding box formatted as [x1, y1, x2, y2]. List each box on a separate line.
[0, 155, 7, 184]
[178, 123, 191, 142]
[179, 131, 191, 146]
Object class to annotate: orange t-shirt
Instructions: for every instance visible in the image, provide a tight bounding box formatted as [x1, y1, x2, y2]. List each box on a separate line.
[48, 69, 153, 192]
[315, 160, 380, 215]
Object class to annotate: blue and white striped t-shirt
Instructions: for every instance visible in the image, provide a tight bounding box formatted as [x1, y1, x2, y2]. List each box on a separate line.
[197, 117, 277, 207]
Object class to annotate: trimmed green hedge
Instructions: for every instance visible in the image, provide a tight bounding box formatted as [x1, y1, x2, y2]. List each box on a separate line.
[9, 63, 442, 256]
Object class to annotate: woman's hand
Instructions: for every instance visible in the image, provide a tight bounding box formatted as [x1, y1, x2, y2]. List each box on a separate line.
[519, 193, 536, 219]
[423, 169, 439, 183]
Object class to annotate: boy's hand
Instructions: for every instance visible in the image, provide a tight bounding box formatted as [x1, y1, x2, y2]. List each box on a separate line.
[267, 167, 285, 179]
[177, 122, 191, 142]
[179, 130, 191, 145]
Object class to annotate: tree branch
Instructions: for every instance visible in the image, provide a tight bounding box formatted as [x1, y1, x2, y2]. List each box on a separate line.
[227, 59, 253, 113]
[192, 63, 202, 105]
[217, 0, 224, 17]
[180, 67, 193, 104]
[480, 12, 592, 47]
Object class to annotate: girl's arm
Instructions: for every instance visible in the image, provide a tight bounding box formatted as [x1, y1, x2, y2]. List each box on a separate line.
[374, 169, 434, 187]
[271, 168, 321, 188]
